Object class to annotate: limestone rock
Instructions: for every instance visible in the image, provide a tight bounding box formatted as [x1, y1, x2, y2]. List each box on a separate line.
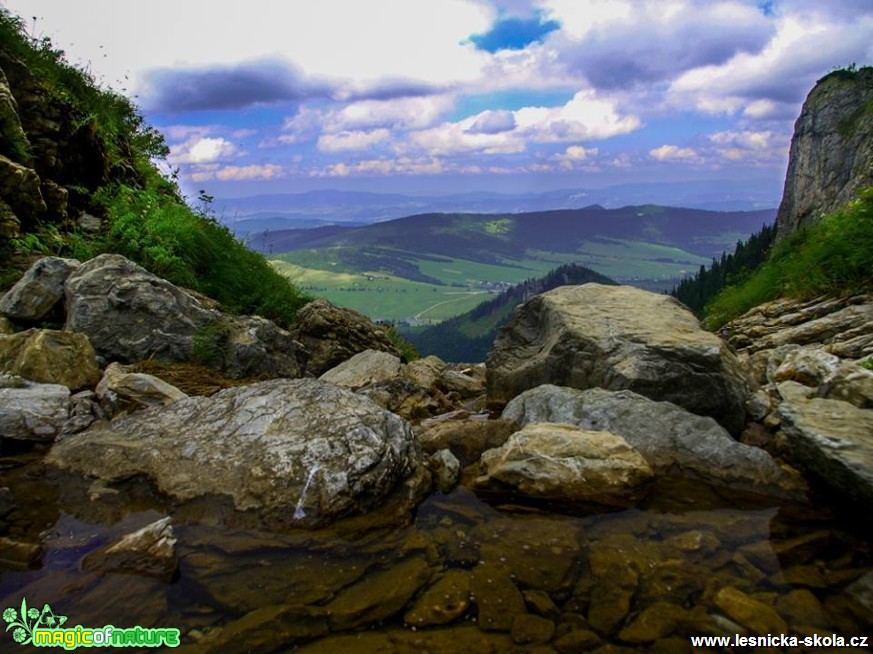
[290, 298, 402, 376]
[778, 396, 873, 505]
[319, 349, 401, 390]
[81, 516, 178, 581]
[356, 377, 444, 422]
[726, 295, 873, 359]
[64, 253, 214, 363]
[823, 361, 873, 408]
[404, 569, 471, 626]
[95, 362, 187, 413]
[0, 379, 69, 440]
[502, 385, 793, 496]
[0, 153, 46, 224]
[773, 347, 841, 386]
[775, 67, 873, 238]
[0, 256, 79, 321]
[713, 586, 787, 635]
[0, 199, 19, 238]
[487, 284, 748, 433]
[511, 613, 555, 644]
[217, 313, 304, 379]
[46, 379, 426, 527]
[0, 66, 30, 164]
[429, 448, 460, 494]
[0, 316, 13, 335]
[415, 417, 516, 467]
[403, 355, 447, 390]
[0, 329, 99, 390]
[471, 566, 527, 632]
[440, 365, 486, 399]
[478, 423, 653, 508]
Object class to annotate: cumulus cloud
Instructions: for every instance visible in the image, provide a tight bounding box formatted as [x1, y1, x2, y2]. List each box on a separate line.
[466, 110, 517, 134]
[649, 144, 699, 161]
[171, 136, 239, 164]
[317, 129, 391, 152]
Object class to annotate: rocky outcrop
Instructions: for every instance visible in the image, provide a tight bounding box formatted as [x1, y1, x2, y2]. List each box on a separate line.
[487, 284, 748, 433]
[477, 422, 653, 508]
[726, 294, 873, 360]
[0, 374, 69, 441]
[81, 516, 178, 582]
[776, 67, 873, 238]
[0, 256, 79, 321]
[290, 299, 402, 375]
[46, 379, 428, 527]
[63, 254, 304, 379]
[502, 385, 795, 496]
[0, 328, 100, 390]
[319, 349, 402, 390]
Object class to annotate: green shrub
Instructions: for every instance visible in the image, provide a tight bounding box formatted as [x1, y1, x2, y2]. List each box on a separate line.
[704, 187, 873, 328]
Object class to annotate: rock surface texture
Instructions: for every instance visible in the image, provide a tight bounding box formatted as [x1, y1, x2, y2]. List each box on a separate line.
[487, 283, 748, 433]
[502, 385, 793, 496]
[0, 256, 79, 321]
[775, 68, 873, 238]
[0, 375, 69, 441]
[47, 379, 427, 527]
[0, 328, 100, 390]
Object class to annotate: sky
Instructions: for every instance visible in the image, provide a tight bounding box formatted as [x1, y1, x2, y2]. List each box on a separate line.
[4, 0, 873, 199]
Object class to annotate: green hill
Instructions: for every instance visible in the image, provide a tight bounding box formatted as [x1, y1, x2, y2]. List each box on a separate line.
[401, 263, 615, 362]
[0, 9, 309, 327]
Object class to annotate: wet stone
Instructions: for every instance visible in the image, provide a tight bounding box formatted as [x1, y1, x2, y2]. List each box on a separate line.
[404, 569, 472, 626]
[471, 564, 527, 632]
[523, 589, 562, 621]
[713, 586, 788, 636]
[775, 588, 828, 628]
[554, 628, 602, 653]
[511, 613, 555, 644]
[617, 601, 688, 644]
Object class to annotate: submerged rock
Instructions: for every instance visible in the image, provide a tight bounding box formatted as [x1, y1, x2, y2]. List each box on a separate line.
[477, 422, 653, 508]
[47, 379, 428, 527]
[502, 385, 794, 496]
[487, 284, 748, 433]
[81, 516, 178, 581]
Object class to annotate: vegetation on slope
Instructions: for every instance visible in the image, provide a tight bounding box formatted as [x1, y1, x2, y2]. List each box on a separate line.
[703, 186, 873, 329]
[0, 10, 309, 327]
[403, 263, 615, 362]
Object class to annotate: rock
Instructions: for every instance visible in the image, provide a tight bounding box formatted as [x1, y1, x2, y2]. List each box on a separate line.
[773, 347, 841, 386]
[487, 284, 748, 434]
[40, 178, 67, 220]
[81, 517, 178, 582]
[0, 487, 15, 518]
[0, 536, 40, 566]
[713, 586, 787, 635]
[415, 417, 517, 467]
[63, 390, 98, 434]
[511, 613, 555, 644]
[502, 385, 793, 496]
[356, 377, 443, 422]
[0, 200, 19, 238]
[726, 295, 873, 359]
[319, 349, 401, 390]
[0, 154, 46, 225]
[64, 253, 214, 363]
[0, 316, 12, 335]
[64, 254, 304, 379]
[0, 379, 69, 440]
[775, 589, 828, 627]
[777, 380, 815, 403]
[477, 423, 653, 508]
[844, 571, 873, 625]
[823, 361, 873, 408]
[618, 602, 688, 644]
[95, 362, 187, 414]
[778, 396, 873, 505]
[77, 212, 102, 232]
[0, 66, 30, 164]
[46, 379, 426, 527]
[290, 298, 402, 376]
[403, 355, 447, 390]
[429, 449, 460, 494]
[404, 569, 472, 626]
[440, 365, 486, 399]
[523, 590, 562, 622]
[471, 565, 528, 632]
[554, 629, 602, 653]
[325, 556, 432, 631]
[0, 256, 79, 321]
[745, 389, 773, 421]
[0, 329, 100, 390]
[775, 67, 873, 238]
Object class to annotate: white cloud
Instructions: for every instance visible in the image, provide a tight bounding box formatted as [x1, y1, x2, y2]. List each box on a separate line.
[650, 144, 698, 161]
[327, 95, 456, 131]
[317, 128, 391, 152]
[171, 136, 238, 164]
[191, 163, 284, 182]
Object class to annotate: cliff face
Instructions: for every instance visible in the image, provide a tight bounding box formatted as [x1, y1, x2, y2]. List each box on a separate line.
[776, 67, 873, 238]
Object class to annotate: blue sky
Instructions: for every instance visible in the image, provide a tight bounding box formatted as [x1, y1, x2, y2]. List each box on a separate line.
[6, 0, 873, 199]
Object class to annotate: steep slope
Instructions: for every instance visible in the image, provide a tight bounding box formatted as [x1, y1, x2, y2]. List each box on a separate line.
[776, 66, 873, 238]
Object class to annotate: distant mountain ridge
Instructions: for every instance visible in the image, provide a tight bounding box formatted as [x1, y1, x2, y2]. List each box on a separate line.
[218, 180, 780, 236]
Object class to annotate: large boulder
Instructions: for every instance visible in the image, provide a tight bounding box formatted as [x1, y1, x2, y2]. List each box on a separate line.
[477, 422, 653, 508]
[502, 385, 793, 496]
[778, 397, 873, 506]
[0, 256, 80, 321]
[290, 299, 402, 376]
[64, 254, 304, 379]
[0, 328, 100, 390]
[95, 362, 187, 414]
[0, 375, 69, 441]
[46, 379, 427, 527]
[487, 284, 748, 434]
[319, 349, 402, 390]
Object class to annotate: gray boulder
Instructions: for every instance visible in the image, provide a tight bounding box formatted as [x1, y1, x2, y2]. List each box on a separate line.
[0, 376, 69, 441]
[95, 362, 187, 414]
[46, 379, 427, 527]
[477, 422, 653, 508]
[502, 385, 793, 496]
[779, 397, 873, 505]
[0, 256, 79, 321]
[319, 349, 401, 390]
[487, 284, 748, 433]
